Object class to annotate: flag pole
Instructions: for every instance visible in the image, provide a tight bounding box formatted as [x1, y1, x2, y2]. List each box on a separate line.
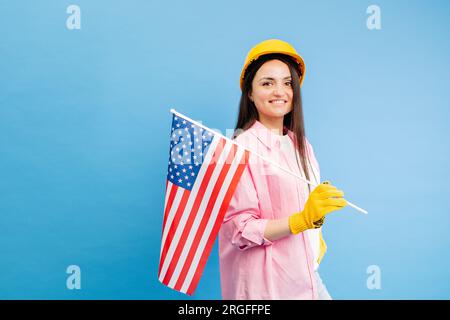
[170, 109, 368, 215]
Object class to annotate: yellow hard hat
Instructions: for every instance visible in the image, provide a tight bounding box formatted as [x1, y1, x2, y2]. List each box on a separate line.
[240, 39, 306, 90]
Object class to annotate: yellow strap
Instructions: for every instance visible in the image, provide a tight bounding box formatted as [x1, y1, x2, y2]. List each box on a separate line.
[317, 229, 327, 265]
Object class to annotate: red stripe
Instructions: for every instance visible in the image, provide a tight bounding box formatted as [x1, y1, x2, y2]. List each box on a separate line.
[158, 188, 190, 279]
[161, 138, 226, 285]
[174, 142, 238, 292]
[159, 183, 177, 277]
[162, 183, 177, 234]
[187, 150, 249, 295]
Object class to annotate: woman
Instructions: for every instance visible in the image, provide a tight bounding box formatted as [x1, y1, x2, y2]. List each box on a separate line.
[218, 39, 348, 300]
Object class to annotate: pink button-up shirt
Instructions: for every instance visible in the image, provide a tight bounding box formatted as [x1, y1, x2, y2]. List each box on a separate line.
[218, 120, 322, 300]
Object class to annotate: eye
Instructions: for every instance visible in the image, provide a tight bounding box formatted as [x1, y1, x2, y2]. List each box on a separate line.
[285, 81, 292, 86]
[262, 82, 272, 86]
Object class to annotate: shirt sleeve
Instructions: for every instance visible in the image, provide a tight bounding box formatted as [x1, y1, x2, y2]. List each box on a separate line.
[221, 162, 273, 251]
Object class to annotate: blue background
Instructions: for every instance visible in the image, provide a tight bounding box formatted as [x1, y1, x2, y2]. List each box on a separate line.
[1, 0, 449, 299]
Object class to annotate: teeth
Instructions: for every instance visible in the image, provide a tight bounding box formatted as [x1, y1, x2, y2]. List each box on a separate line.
[270, 100, 285, 104]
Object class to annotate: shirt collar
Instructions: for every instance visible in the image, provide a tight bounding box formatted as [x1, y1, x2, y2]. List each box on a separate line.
[248, 120, 295, 150]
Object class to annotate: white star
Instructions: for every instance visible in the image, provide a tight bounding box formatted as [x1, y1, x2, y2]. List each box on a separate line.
[191, 172, 195, 176]
[182, 168, 186, 173]
[185, 176, 188, 180]
[178, 179, 182, 183]
[174, 165, 178, 169]
[176, 172, 180, 176]
[182, 120, 186, 124]
[170, 175, 174, 179]
[189, 165, 193, 169]
[187, 182, 191, 187]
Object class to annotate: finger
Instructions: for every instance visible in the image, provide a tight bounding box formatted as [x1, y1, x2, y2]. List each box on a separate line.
[322, 198, 347, 208]
[318, 190, 344, 200]
[314, 183, 337, 193]
[323, 206, 345, 216]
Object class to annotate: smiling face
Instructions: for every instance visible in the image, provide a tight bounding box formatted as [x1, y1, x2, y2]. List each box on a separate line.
[249, 59, 294, 126]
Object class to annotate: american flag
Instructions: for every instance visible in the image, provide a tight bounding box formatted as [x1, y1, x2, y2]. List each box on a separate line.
[158, 112, 249, 295]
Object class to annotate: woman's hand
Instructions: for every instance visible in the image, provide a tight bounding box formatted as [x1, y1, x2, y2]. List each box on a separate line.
[288, 182, 347, 234]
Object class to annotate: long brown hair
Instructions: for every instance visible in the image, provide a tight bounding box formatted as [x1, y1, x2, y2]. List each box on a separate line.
[235, 53, 313, 191]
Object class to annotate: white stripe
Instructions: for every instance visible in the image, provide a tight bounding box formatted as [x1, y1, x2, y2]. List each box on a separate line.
[158, 136, 222, 282]
[306, 155, 321, 271]
[164, 182, 173, 211]
[160, 183, 184, 257]
[298, 152, 320, 199]
[167, 140, 234, 289]
[307, 153, 320, 185]
[181, 144, 244, 292]
[311, 159, 320, 184]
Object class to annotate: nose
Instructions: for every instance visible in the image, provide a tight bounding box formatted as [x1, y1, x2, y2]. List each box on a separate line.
[272, 83, 286, 96]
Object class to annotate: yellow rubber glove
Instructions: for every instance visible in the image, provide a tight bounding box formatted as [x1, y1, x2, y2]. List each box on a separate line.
[317, 229, 327, 265]
[288, 182, 347, 235]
